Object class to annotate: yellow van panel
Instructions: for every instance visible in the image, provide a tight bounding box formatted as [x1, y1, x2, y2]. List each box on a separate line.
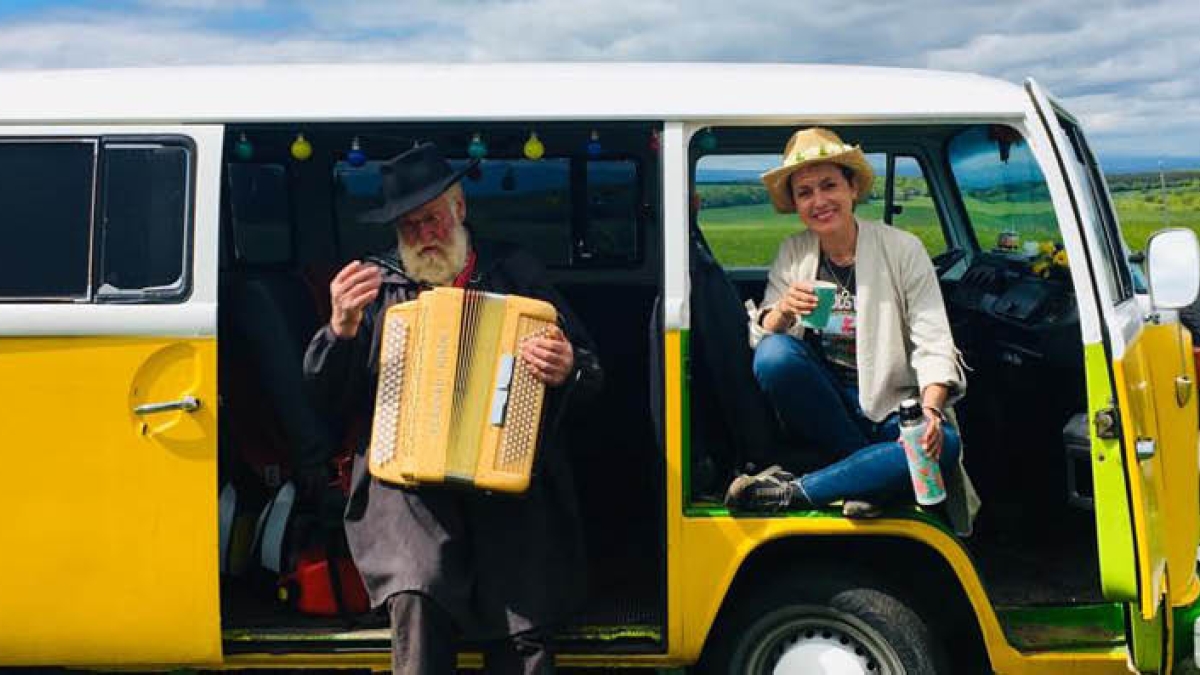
[1113, 329, 1171, 619]
[0, 336, 220, 666]
[1136, 323, 1200, 609]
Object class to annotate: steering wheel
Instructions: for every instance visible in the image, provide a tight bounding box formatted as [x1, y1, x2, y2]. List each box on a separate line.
[932, 248, 966, 276]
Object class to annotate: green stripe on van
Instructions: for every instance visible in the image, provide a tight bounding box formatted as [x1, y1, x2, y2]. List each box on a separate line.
[1084, 341, 1138, 601]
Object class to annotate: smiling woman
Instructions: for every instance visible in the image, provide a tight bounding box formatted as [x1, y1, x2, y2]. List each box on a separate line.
[724, 127, 971, 535]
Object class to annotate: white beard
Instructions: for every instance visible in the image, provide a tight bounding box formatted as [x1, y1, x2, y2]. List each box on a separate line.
[399, 221, 470, 286]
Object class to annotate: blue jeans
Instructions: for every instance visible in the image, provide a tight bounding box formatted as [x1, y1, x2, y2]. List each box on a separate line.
[753, 334, 961, 506]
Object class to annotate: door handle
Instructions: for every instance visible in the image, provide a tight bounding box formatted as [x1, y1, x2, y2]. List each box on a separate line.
[1176, 375, 1193, 408]
[1136, 437, 1156, 460]
[134, 395, 201, 416]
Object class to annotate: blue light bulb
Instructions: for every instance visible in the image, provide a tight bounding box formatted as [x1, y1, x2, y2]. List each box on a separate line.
[468, 133, 488, 159]
[347, 137, 366, 167]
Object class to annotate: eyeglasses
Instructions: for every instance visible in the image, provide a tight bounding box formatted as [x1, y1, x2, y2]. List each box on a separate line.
[398, 206, 449, 234]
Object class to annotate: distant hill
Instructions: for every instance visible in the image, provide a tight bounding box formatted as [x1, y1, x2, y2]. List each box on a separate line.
[697, 165, 1200, 185]
[1107, 170, 1200, 194]
[1100, 156, 1200, 174]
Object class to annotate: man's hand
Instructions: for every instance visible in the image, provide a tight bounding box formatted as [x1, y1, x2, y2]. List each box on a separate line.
[329, 261, 383, 339]
[520, 326, 575, 387]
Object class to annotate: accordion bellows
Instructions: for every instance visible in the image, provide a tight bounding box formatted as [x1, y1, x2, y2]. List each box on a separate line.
[368, 287, 558, 493]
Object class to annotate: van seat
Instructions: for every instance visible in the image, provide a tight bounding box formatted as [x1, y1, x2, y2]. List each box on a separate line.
[654, 224, 818, 499]
[220, 162, 336, 489]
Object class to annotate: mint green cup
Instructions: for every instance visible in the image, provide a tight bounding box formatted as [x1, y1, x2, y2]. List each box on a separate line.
[800, 280, 837, 330]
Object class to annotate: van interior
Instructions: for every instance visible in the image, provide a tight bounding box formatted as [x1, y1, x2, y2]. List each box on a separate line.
[217, 122, 666, 653]
[216, 120, 1103, 654]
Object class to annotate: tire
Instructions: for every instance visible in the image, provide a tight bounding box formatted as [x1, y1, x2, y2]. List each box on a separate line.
[698, 570, 948, 675]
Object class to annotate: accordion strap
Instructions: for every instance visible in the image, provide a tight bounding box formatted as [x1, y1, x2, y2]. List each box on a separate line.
[361, 253, 404, 276]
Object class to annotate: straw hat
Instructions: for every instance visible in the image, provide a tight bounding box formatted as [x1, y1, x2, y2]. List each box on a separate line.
[760, 128, 874, 213]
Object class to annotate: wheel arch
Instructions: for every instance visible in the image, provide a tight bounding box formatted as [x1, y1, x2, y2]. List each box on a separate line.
[699, 533, 992, 673]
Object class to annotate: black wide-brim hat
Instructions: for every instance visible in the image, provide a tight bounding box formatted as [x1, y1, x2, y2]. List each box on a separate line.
[359, 142, 479, 225]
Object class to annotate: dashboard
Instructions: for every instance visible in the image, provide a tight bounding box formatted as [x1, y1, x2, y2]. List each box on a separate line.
[946, 252, 1083, 370]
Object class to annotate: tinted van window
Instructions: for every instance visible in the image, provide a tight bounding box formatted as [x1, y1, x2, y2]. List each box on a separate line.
[0, 141, 95, 300]
[98, 143, 190, 297]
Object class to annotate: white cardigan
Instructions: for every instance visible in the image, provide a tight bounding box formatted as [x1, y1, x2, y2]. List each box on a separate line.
[748, 218, 979, 534]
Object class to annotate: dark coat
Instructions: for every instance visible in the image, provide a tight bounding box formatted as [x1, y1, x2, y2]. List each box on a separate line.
[303, 240, 602, 639]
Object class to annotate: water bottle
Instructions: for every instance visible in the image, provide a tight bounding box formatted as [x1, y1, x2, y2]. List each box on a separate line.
[898, 398, 946, 506]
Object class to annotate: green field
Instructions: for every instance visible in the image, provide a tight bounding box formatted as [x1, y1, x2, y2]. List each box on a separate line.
[698, 175, 1200, 268]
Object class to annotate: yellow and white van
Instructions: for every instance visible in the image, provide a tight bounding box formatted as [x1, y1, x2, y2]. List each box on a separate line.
[1, 63, 1198, 674]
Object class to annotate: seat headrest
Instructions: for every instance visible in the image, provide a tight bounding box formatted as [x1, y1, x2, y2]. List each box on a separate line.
[228, 163, 293, 266]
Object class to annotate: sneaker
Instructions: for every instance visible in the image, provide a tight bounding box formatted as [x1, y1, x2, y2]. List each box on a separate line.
[841, 500, 883, 519]
[724, 465, 798, 512]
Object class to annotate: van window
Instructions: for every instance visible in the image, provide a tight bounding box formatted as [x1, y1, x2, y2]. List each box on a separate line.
[582, 159, 641, 265]
[0, 138, 192, 303]
[0, 140, 95, 300]
[455, 158, 574, 267]
[334, 159, 397, 260]
[694, 151, 947, 266]
[333, 149, 643, 269]
[871, 154, 949, 258]
[694, 153, 805, 268]
[457, 157, 644, 267]
[947, 125, 1058, 254]
[1056, 115, 1135, 303]
[97, 143, 191, 298]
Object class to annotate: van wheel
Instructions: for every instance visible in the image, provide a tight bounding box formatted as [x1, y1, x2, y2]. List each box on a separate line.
[699, 572, 947, 675]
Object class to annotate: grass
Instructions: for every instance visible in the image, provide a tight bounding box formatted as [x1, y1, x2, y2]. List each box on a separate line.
[1111, 192, 1200, 250]
[698, 194, 1199, 268]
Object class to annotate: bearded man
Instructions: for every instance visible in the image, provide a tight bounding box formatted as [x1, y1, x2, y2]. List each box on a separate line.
[304, 142, 602, 674]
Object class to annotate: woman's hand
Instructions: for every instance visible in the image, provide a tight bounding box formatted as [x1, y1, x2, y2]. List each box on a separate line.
[895, 410, 944, 459]
[778, 280, 821, 318]
[764, 281, 820, 332]
[920, 409, 944, 460]
[520, 326, 575, 387]
[917, 384, 950, 460]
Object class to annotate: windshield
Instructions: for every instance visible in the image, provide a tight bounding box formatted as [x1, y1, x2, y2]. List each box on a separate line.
[948, 125, 1058, 255]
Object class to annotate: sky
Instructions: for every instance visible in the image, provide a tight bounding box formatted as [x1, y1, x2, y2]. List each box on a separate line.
[1, 0, 1198, 169]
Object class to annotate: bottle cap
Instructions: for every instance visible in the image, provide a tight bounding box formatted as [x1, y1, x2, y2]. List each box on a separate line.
[899, 398, 922, 422]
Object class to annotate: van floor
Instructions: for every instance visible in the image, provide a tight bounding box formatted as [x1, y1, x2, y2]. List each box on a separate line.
[220, 561, 664, 647]
[965, 504, 1104, 606]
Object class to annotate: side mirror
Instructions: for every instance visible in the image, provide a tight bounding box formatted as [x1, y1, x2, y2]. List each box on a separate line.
[1146, 228, 1200, 310]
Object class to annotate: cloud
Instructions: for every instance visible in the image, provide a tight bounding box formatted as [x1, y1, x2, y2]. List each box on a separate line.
[0, 0, 1198, 159]
[136, 0, 269, 9]
[922, 1, 1200, 158]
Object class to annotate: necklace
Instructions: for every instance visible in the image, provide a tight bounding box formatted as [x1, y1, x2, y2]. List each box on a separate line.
[822, 254, 855, 310]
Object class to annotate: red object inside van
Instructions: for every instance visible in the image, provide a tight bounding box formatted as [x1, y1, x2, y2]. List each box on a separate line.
[283, 547, 370, 617]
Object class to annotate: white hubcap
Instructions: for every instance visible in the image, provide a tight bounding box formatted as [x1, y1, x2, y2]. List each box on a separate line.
[773, 632, 874, 674]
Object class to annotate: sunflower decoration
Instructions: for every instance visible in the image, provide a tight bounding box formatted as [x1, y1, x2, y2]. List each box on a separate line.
[1030, 241, 1069, 278]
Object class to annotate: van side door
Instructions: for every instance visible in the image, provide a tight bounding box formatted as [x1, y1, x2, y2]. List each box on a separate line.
[0, 127, 222, 667]
[1027, 80, 1200, 672]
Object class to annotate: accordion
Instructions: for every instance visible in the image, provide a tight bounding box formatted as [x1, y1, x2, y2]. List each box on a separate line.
[368, 287, 558, 494]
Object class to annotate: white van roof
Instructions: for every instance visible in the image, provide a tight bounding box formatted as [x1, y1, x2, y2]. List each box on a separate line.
[0, 63, 1028, 125]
